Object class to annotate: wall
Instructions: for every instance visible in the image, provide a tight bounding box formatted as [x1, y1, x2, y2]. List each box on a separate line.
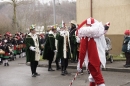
[76, 0, 130, 54]
[77, 0, 130, 34]
[106, 35, 124, 55]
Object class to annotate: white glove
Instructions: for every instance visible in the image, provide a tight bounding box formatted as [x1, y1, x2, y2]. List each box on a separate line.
[76, 36, 80, 43]
[54, 50, 58, 53]
[60, 31, 65, 36]
[29, 46, 36, 51]
[77, 67, 82, 73]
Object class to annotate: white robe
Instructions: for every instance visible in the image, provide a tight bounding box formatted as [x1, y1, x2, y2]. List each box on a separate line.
[60, 30, 71, 59]
[77, 22, 107, 69]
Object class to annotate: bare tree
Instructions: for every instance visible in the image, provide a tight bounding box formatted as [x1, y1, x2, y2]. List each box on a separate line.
[0, 0, 76, 34]
[3, 0, 32, 32]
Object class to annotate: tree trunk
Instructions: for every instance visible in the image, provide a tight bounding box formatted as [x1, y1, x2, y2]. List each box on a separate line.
[12, 1, 17, 32]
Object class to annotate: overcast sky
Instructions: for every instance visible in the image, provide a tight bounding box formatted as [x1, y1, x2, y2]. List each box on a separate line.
[0, 0, 76, 3]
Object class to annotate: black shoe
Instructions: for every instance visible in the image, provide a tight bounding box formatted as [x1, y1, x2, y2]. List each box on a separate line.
[56, 67, 61, 70]
[81, 69, 83, 75]
[7, 63, 9, 66]
[48, 68, 55, 71]
[124, 65, 130, 68]
[0, 62, 2, 65]
[32, 74, 36, 77]
[35, 73, 40, 76]
[87, 69, 90, 74]
[4, 63, 7, 66]
[71, 61, 75, 63]
[61, 71, 65, 75]
[64, 70, 68, 74]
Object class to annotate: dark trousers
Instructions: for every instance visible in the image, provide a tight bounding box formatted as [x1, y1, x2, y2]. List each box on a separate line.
[30, 61, 38, 74]
[48, 59, 53, 69]
[61, 52, 69, 71]
[77, 51, 79, 61]
[55, 58, 60, 68]
[125, 52, 130, 65]
[71, 45, 77, 62]
[48, 51, 54, 69]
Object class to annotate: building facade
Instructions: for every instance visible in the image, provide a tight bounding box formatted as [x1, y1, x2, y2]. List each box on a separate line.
[77, 0, 130, 54]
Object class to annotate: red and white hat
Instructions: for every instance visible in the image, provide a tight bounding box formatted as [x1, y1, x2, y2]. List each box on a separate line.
[124, 30, 130, 35]
[86, 17, 95, 26]
[106, 22, 110, 27]
[76, 17, 96, 35]
[104, 22, 110, 31]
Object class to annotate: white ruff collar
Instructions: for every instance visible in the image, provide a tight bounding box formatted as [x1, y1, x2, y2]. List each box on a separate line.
[49, 30, 54, 35]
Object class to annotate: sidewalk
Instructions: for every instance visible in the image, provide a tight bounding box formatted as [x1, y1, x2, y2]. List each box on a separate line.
[38, 60, 130, 73]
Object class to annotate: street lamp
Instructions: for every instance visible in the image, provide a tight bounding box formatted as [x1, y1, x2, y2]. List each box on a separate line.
[53, 0, 56, 26]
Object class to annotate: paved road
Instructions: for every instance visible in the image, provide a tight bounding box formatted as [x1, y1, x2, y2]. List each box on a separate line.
[0, 58, 130, 86]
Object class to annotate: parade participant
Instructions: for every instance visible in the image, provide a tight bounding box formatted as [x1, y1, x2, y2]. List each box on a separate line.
[16, 35, 22, 58]
[25, 25, 41, 77]
[69, 20, 77, 63]
[2, 40, 10, 66]
[44, 28, 50, 42]
[122, 30, 130, 67]
[54, 27, 60, 70]
[56, 27, 71, 75]
[7, 33, 14, 61]
[12, 36, 19, 60]
[39, 34, 45, 55]
[2, 32, 9, 42]
[18, 33, 24, 58]
[21, 34, 26, 57]
[2, 32, 10, 66]
[0, 35, 4, 65]
[43, 27, 57, 71]
[14, 35, 20, 57]
[77, 17, 110, 86]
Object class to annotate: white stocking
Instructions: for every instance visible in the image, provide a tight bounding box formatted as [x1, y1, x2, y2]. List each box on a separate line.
[88, 74, 95, 82]
[98, 83, 105, 86]
[5, 60, 8, 63]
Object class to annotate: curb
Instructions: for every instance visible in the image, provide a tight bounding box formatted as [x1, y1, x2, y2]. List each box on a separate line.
[102, 67, 130, 73]
[37, 64, 130, 73]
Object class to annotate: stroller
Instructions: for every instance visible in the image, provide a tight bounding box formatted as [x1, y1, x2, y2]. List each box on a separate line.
[105, 37, 113, 63]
